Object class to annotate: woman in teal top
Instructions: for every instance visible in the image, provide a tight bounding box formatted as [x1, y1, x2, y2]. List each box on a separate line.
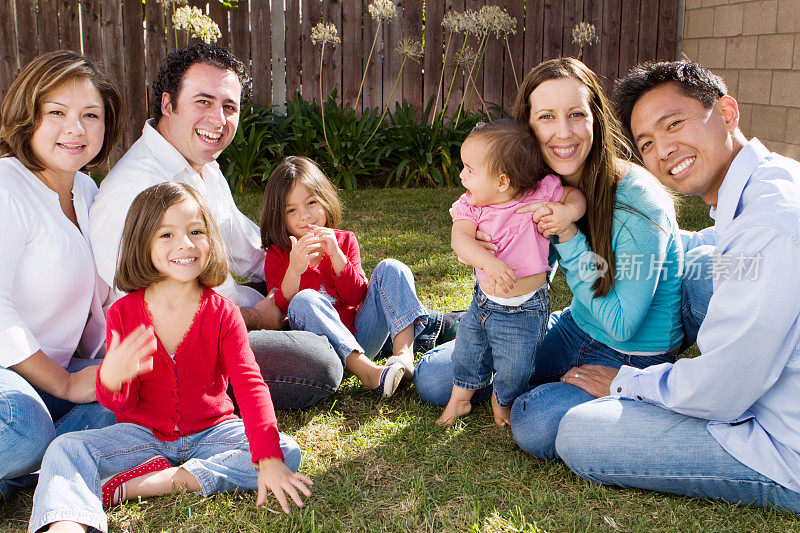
[413, 58, 683, 459]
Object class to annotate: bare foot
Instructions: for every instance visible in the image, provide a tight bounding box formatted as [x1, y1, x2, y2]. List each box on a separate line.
[436, 398, 472, 425]
[491, 395, 511, 427]
[46, 521, 88, 533]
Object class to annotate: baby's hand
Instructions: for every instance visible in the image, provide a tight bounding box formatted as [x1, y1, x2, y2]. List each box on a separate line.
[288, 233, 322, 275]
[536, 202, 577, 239]
[483, 256, 517, 295]
[256, 457, 313, 513]
[99, 325, 157, 392]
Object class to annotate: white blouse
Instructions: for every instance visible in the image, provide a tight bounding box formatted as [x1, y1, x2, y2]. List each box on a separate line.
[0, 157, 107, 369]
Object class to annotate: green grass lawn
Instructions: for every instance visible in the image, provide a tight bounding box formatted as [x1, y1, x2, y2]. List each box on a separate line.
[4, 187, 800, 532]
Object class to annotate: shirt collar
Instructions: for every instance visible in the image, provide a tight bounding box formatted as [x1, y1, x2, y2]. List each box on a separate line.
[140, 119, 219, 179]
[712, 137, 770, 235]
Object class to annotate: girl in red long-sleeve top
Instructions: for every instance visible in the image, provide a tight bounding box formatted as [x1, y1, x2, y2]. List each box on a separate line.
[28, 183, 311, 533]
[259, 157, 430, 399]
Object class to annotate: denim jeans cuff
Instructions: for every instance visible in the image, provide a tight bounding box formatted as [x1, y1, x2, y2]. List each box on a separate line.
[454, 378, 491, 391]
[335, 340, 364, 364]
[181, 458, 217, 497]
[414, 310, 443, 353]
[395, 304, 428, 339]
[31, 509, 107, 533]
[492, 390, 514, 409]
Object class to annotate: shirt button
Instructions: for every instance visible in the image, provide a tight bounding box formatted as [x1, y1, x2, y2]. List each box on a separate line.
[616, 387, 622, 393]
[636, 396, 642, 401]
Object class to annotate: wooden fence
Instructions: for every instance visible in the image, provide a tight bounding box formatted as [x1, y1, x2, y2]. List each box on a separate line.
[0, 0, 681, 159]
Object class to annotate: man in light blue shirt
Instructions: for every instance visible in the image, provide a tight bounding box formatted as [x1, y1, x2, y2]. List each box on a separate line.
[554, 60, 800, 513]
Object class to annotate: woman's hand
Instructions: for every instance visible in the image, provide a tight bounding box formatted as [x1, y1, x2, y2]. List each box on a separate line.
[98, 325, 157, 393]
[288, 233, 322, 276]
[517, 202, 578, 242]
[11, 351, 99, 404]
[309, 225, 347, 274]
[560, 364, 620, 398]
[256, 457, 313, 513]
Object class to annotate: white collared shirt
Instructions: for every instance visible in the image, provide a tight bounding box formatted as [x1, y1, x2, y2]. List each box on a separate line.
[0, 157, 108, 368]
[89, 121, 265, 307]
[612, 138, 800, 493]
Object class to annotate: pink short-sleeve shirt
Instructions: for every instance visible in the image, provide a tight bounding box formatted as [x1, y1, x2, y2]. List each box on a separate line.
[451, 174, 563, 285]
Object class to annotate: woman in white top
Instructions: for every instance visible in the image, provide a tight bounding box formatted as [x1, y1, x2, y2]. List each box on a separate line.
[0, 51, 123, 501]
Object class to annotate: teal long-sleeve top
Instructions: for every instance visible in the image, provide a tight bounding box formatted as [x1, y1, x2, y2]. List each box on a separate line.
[553, 164, 684, 353]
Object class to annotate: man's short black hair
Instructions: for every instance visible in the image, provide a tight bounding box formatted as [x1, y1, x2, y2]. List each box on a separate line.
[614, 60, 727, 139]
[150, 43, 253, 121]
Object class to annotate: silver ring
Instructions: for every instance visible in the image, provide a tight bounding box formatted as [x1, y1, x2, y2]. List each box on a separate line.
[574, 372, 581, 378]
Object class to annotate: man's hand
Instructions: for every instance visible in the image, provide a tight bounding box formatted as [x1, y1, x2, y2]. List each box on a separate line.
[242, 289, 288, 331]
[560, 364, 620, 398]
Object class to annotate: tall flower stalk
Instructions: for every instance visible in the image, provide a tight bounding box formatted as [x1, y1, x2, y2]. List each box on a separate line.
[572, 22, 599, 61]
[354, 0, 397, 110]
[311, 22, 341, 157]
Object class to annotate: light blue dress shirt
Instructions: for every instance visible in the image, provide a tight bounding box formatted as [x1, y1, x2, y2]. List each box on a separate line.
[612, 138, 800, 493]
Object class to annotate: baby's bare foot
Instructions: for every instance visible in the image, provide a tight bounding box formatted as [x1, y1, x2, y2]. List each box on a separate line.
[436, 399, 472, 426]
[491, 395, 511, 427]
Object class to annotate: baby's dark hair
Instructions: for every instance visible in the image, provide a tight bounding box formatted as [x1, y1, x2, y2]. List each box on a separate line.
[465, 118, 548, 192]
[614, 60, 727, 140]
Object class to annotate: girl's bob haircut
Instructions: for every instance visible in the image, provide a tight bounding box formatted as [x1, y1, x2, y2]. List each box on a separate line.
[0, 50, 123, 171]
[115, 182, 228, 293]
[259, 156, 342, 250]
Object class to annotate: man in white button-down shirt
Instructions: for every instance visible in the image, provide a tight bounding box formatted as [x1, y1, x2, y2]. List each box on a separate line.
[89, 44, 343, 409]
[553, 60, 800, 513]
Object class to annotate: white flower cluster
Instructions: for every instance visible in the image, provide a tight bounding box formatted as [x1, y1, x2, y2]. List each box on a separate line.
[368, 0, 397, 23]
[454, 46, 478, 73]
[442, 6, 516, 38]
[156, 0, 187, 5]
[310, 22, 341, 46]
[395, 38, 424, 61]
[572, 22, 599, 48]
[172, 6, 222, 44]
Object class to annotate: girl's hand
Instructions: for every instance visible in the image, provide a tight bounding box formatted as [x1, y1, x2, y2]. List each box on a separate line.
[288, 233, 322, 275]
[309, 225, 347, 274]
[483, 256, 517, 295]
[536, 202, 579, 241]
[256, 457, 313, 513]
[99, 325, 157, 393]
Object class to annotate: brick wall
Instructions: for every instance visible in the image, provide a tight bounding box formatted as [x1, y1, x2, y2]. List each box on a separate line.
[683, 0, 800, 159]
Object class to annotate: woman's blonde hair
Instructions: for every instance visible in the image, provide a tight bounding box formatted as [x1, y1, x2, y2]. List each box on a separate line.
[513, 57, 631, 298]
[259, 156, 343, 250]
[0, 50, 123, 171]
[115, 183, 228, 293]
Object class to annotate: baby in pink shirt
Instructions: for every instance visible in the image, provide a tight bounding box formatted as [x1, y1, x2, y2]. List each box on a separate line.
[437, 118, 586, 427]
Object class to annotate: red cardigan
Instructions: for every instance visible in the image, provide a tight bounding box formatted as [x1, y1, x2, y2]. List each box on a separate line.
[96, 288, 283, 463]
[266, 229, 368, 333]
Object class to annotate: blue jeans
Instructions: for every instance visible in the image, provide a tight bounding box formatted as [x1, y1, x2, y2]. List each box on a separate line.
[557, 398, 800, 513]
[680, 245, 714, 350]
[287, 259, 427, 362]
[0, 358, 115, 500]
[29, 419, 302, 532]
[452, 285, 549, 407]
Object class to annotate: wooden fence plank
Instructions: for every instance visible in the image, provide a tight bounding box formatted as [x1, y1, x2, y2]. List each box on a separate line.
[59, 0, 81, 51]
[252, 0, 273, 106]
[637, 0, 659, 63]
[580, 0, 604, 73]
[464, 0, 482, 113]
[502, 0, 524, 113]
[285, 0, 301, 99]
[382, 0, 402, 109]
[482, 0, 504, 113]
[16, 0, 38, 69]
[38, 0, 59, 53]
[523, 0, 544, 75]
[442, 0, 465, 117]
[341, 0, 361, 109]
[543, 0, 564, 60]
[209, 2, 230, 50]
[145, 0, 167, 104]
[361, 0, 382, 112]
[423, 0, 445, 117]
[101, 0, 126, 162]
[657, 0, 680, 61]
[618, 0, 640, 77]
[562, 0, 583, 59]
[323, 0, 342, 104]
[82, 0, 104, 62]
[301, 0, 321, 102]
[0, 0, 17, 99]
[230, 1, 250, 69]
[599, 0, 622, 93]
[402, 0, 424, 119]
[122, 0, 148, 143]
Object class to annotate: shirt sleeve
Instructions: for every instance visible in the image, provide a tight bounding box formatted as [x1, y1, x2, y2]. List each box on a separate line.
[264, 246, 291, 313]
[221, 303, 283, 462]
[94, 303, 141, 412]
[217, 182, 266, 283]
[554, 208, 670, 343]
[680, 227, 718, 252]
[450, 194, 479, 223]
[611, 225, 800, 421]
[0, 194, 40, 367]
[535, 174, 564, 203]
[331, 232, 368, 306]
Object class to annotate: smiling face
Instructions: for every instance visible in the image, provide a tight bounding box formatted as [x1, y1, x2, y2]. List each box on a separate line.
[150, 198, 210, 285]
[285, 182, 328, 238]
[630, 82, 738, 206]
[527, 77, 594, 186]
[156, 63, 241, 173]
[29, 77, 105, 184]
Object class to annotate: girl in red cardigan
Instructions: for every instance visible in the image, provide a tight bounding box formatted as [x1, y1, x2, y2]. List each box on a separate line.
[259, 157, 430, 399]
[28, 183, 311, 533]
